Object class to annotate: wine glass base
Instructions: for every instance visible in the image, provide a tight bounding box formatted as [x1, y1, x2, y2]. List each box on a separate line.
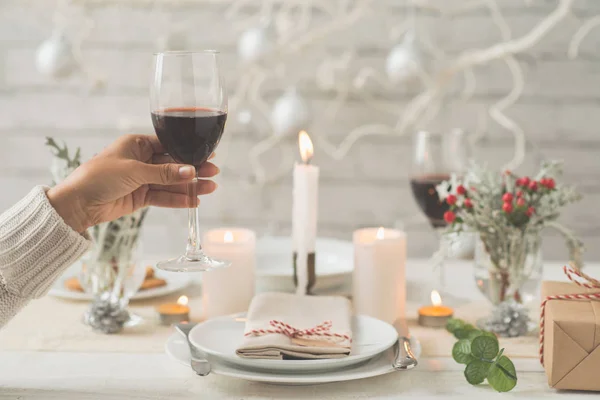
[156, 254, 231, 273]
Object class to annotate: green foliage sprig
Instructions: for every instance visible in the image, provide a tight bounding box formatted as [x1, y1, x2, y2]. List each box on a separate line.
[447, 318, 517, 392]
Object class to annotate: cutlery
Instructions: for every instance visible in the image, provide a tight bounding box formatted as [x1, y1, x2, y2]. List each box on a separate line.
[392, 318, 418, 370]
[175, 323, 211, 376]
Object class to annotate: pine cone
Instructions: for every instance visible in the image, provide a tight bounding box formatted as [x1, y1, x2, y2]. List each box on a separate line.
[484, 301, 530, 337]
[84, 293, 130, 334]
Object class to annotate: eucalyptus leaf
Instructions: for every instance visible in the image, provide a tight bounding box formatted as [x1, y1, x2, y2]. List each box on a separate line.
[452, 339, 474, 364]
[446, 318, 465, 333]
[488, 356, 517, 392]
[466, 329, 485, 341]
[471, 335, 499, 360]
[454, 325, 477, 339]
[464, 360, 491, 385]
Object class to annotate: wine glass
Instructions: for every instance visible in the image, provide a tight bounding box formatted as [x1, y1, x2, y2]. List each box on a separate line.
[150, 50, 231, 272]
[409, 129, 470, 289]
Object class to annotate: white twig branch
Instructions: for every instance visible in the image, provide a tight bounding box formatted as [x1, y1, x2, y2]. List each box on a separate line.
[568, 14, 600, 59]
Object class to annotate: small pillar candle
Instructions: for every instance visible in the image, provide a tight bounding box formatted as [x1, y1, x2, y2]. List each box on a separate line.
[157, 295, 190, 325]
[418, 290, 454, 328]
[353, 227, 406, 324]
[202, 228, 256, 319]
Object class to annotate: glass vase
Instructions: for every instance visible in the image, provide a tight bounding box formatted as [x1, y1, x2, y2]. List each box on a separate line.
[473, 231, 543, 337]
[81, 210, 147, 334]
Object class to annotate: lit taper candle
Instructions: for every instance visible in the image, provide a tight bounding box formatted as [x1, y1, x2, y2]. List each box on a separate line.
[292, 131, 319, 295]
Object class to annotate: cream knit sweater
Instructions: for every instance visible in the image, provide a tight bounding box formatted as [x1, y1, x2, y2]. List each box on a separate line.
[0, 186, 91, 327]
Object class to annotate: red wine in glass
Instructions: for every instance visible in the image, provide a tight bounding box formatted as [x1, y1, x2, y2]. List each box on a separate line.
[150, 50, 229, 273]
[152, 107, 227, 166]
[410, 174, 451, 229]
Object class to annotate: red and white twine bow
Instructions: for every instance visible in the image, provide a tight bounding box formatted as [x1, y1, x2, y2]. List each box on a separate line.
[245, 320, 352, 342]
[539, 263, 600, 365]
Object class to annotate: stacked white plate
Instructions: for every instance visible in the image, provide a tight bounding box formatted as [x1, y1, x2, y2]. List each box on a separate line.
[165, 313, 421, 385]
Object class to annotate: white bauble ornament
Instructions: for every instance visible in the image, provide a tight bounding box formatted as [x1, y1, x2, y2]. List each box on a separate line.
[238, 25, 275, 63]
[385, 34, 420, 84]
[270, 89, 310, 137]
[36, 31, 77, 79]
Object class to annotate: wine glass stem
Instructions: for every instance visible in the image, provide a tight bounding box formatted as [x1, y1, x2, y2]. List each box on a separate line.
[186, 170, 203, 259]
[435, 228, 446, 291]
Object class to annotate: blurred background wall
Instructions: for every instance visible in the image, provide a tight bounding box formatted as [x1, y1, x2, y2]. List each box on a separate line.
[1, 0, 599, 260]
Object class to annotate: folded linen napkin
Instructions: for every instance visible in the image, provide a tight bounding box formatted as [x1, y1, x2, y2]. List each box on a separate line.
[236, 292, 353, 360]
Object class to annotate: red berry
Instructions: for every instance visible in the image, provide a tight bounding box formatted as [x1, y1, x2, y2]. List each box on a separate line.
[502, 193, 514, 202]
[526, 206, 535, 217]
[517, 176, 530, 187]
[463, 198, 473, 208]
[502, 202, 513, 213]
[516, 190, 523, 198]
[516, 198, 526, 207]
[539, 178, 547, 186]
[528, 181, 538, 191]
[546, 178, 556, 189]
[444, 211, 456, 224]
[456, 185, 467, 195]
[446, 194, 457, 206]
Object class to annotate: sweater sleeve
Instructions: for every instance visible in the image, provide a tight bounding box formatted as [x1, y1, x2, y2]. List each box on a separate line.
[0, 186, 91, 326]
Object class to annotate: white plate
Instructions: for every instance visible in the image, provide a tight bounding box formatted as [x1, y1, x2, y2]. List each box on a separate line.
[256, 236, 353, 292]
[188, 314, 397, 373]
[165, 329, 421, 385]
[48, 262, 191, 301]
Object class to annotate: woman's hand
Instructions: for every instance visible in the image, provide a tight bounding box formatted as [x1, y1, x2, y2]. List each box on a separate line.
[47, 134, 219, 233]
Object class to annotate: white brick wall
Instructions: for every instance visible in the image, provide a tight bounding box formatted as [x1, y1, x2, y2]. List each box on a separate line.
[1, 0, 599, 261]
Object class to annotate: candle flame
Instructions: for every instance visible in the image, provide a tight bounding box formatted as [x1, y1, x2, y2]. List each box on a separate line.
[298, 130, 314, 164]
[177, 295, 189, 306]
[224, 231, 234, 243]
[376, 227, 385, 240]
[431, 290, 442, 306]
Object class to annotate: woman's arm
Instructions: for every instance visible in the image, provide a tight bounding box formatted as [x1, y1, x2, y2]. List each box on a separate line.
[0, 134, 219, 327]
[0, 186, 90, 327]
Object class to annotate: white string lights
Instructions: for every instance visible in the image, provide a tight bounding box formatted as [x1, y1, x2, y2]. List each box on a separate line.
[38, 0, 592, 183]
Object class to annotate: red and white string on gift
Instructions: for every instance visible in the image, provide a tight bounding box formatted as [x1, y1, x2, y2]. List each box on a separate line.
[539, 263, 600, 365]
[245, 320, 352, 342]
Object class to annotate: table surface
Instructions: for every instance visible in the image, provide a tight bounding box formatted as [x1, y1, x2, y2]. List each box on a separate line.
[1, 258, 597, 400]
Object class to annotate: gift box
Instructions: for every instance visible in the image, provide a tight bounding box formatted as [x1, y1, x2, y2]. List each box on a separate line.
[541, 281, 600, 391]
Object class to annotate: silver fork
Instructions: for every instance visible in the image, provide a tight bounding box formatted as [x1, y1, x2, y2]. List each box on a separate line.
[175, 323, 211, 376]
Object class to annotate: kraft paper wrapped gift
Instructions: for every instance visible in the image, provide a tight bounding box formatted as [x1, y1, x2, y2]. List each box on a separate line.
[541, 281, 600, 391]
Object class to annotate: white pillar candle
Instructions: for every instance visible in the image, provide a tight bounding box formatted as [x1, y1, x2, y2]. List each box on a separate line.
[202, 228, 256, 319]
[353, 227, 406, 324]
[292, 130, 319, 295]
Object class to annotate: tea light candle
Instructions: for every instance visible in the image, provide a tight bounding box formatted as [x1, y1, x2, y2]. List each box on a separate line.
[202, 228, 256, 319]
[418, 290, 454, 328]
[353, 227, 406, 324]
[292, 130, 319, 295]
[157, 295, 190, 325]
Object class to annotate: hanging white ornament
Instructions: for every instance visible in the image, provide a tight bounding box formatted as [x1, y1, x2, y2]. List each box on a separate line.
[385, 32, 421, 84]
[238, 23, 276, 63]
[36, 31, 77, 79]
[270, 89, 311, 137]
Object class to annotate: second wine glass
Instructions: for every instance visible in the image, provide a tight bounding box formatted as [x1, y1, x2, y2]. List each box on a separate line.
[150, 50, 230, 272]
[409, 129, 470, 289]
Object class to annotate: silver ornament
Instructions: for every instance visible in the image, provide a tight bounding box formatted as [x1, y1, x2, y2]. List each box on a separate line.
[270, 89, 311, 137]
[386, 32, 421, 84]
[482, 301, 531, 337]
[238, 24, 276, 63]
[35, 31, 77, 79]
